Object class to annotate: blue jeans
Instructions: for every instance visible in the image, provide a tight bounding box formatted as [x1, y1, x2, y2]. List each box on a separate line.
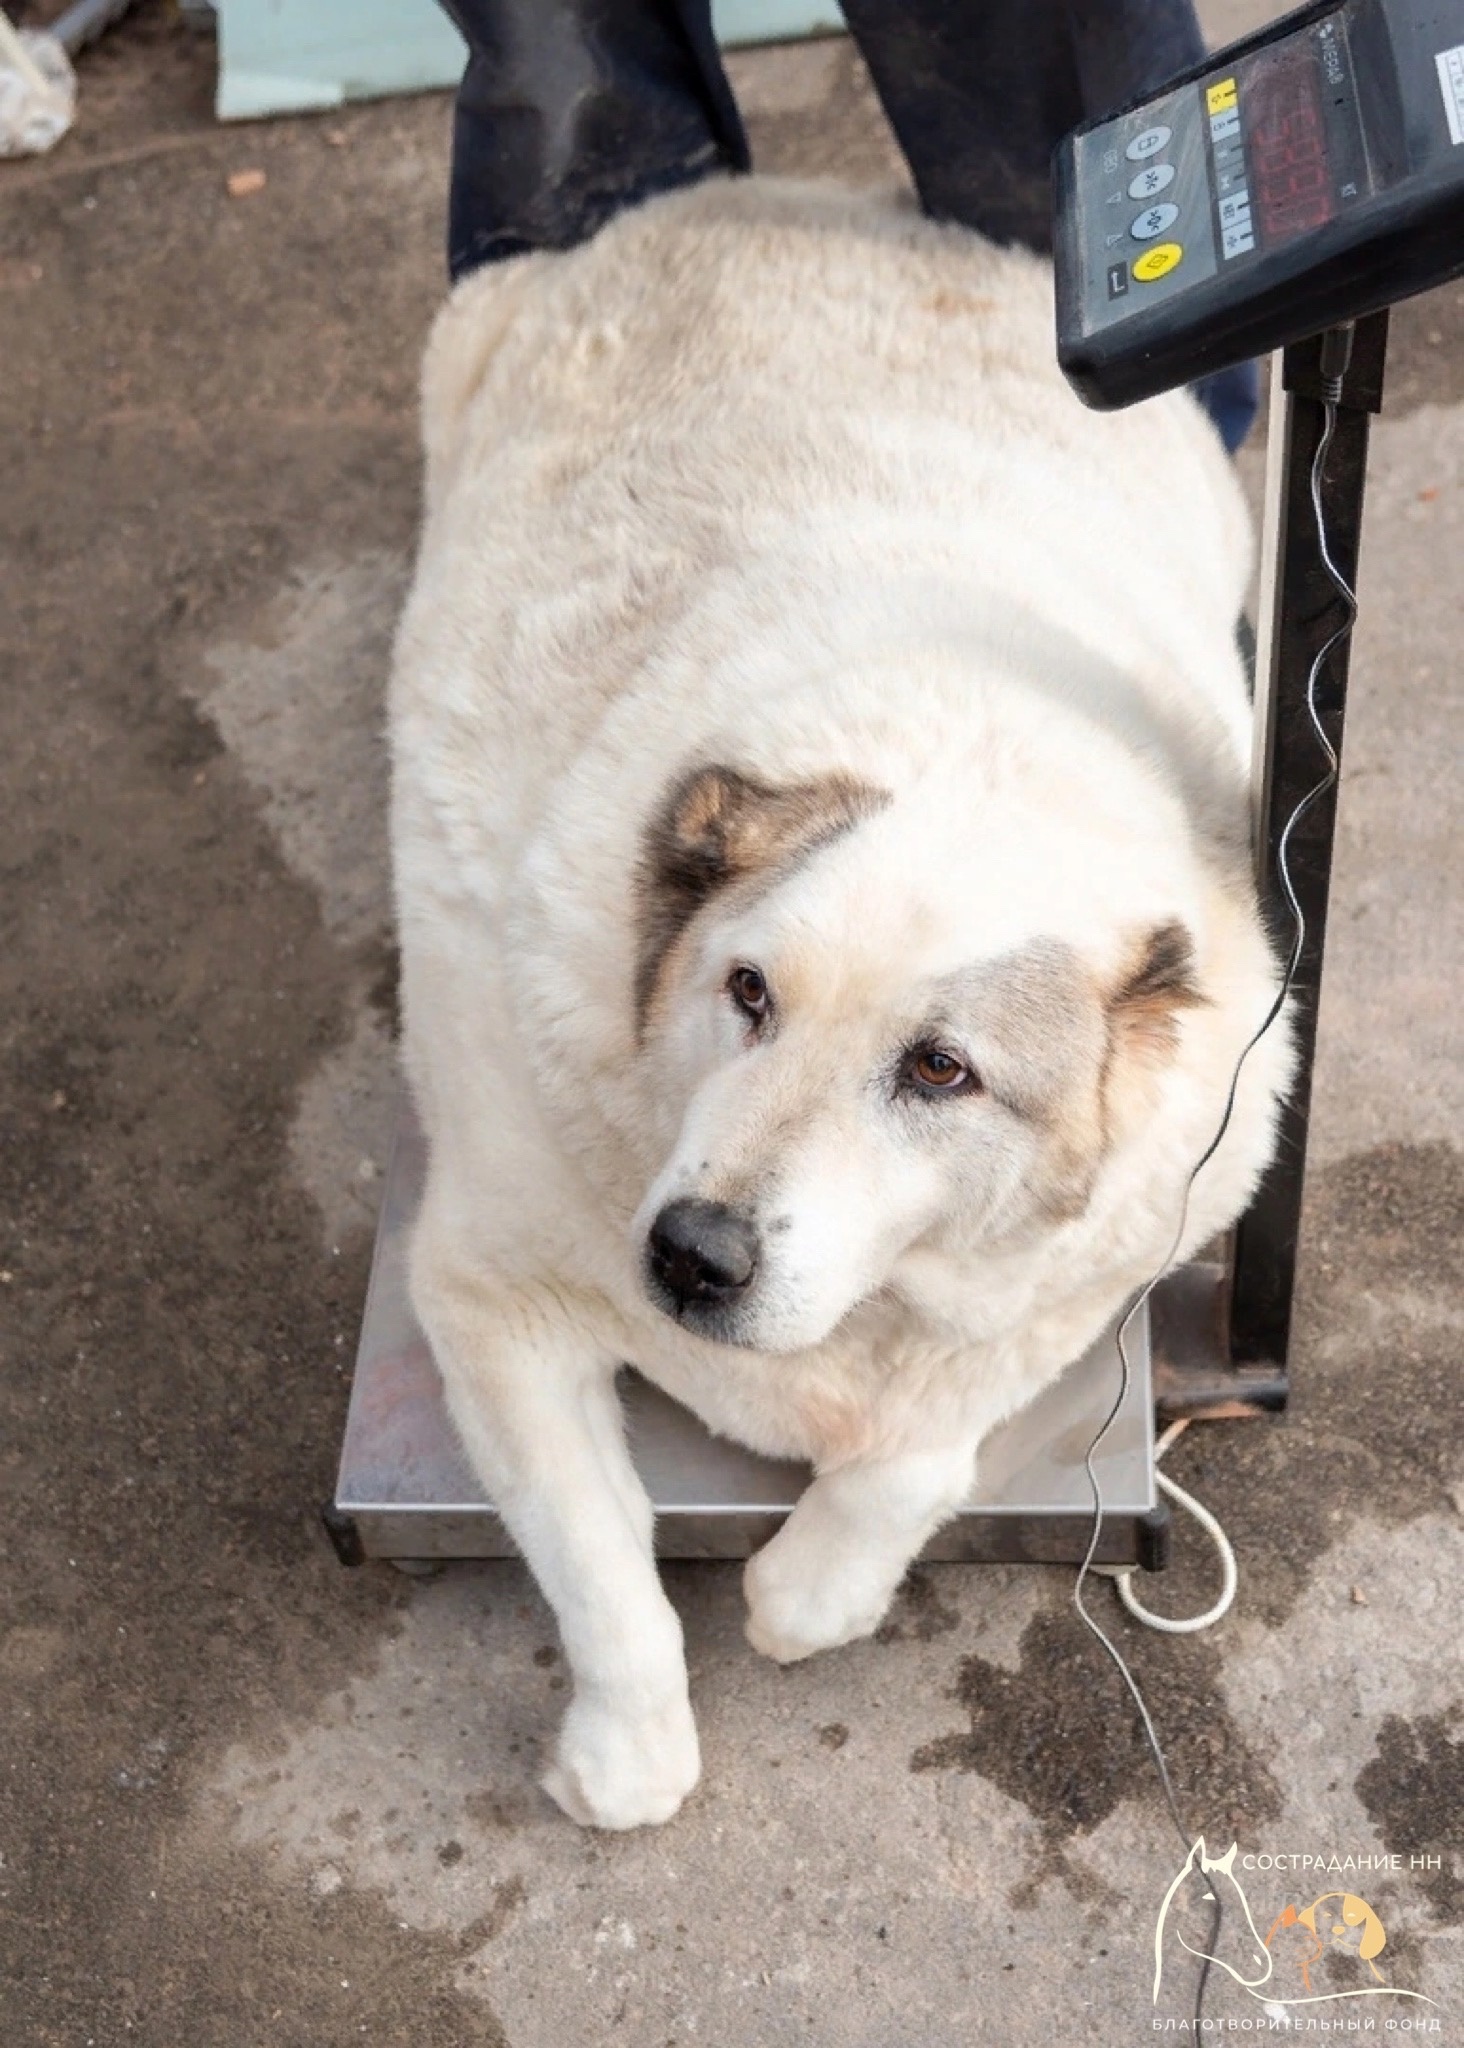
[436, 0, 1259, 452]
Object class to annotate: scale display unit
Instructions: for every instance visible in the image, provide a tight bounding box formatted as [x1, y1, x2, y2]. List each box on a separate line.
[326, 0, 1464, 1577]
[1057, 0, 1464, 404]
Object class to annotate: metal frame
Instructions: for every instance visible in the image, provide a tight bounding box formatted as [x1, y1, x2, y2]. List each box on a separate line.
[1152, 313, 1389, 1419]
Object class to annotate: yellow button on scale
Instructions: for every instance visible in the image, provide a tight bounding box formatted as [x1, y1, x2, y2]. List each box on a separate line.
[1133, 241, 1183, 282]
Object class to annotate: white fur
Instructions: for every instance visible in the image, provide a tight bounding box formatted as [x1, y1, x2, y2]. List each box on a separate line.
[390, 178, 1290, 1828]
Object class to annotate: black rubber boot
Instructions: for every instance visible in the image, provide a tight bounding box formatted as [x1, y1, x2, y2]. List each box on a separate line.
[440, 0, 748, 281]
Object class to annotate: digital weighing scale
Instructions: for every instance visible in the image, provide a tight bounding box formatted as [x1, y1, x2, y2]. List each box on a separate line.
[327, 1105, 1165, 1571]
[325, 0, 1464, 1579]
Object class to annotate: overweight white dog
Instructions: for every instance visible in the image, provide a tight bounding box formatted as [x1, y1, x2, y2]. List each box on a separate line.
[389, 177, 1290, 1830]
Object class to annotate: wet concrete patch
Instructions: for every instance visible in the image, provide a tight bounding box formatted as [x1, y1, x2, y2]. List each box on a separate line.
[909, 1608, 1281, 1845]
[1207, 1511, 1464, 2010]
[1357, 1712, 1464, 1925]
[874, 1565, 961, 1643]
[1152, 1143, 1464, 1636]
[0, 58, 465, 2044]
[905, 1137, 1463, 1986]
[201, 1563, 1124, 2045]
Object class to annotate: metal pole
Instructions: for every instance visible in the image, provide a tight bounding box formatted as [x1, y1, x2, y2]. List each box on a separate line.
[1226, 312, 1389, 1374]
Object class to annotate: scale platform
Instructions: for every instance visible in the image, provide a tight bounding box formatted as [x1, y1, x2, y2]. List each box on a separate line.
[324, 1103, 1168, 1573]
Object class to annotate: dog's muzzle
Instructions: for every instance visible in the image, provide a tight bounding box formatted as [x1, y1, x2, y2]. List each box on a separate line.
[645, 1197, 760, 1323]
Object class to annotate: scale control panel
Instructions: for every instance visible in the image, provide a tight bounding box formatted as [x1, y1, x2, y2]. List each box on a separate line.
[1056, 0, 1464, 407]
[1073, 13, 1369, 335]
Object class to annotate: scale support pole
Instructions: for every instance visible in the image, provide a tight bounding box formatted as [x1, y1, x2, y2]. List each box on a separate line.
[1227, 312, 1389, 1374]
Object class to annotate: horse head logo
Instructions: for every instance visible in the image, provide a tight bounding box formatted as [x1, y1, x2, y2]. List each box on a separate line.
[1153, 1838, 1273, 2004]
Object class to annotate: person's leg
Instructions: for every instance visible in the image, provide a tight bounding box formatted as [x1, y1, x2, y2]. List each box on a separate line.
[440, 0, 748, 282]
[840, 0, 1258, 449]
[838, 0, 1085, 253]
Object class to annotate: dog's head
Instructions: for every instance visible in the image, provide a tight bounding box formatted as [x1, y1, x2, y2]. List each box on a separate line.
[631, 761, 1206, 1352]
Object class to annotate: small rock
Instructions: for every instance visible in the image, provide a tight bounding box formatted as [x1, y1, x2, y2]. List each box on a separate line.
[309, 1864, 343, 1898]
[227, 169, 267, 198]
[1350, 1585, 1368, 1606]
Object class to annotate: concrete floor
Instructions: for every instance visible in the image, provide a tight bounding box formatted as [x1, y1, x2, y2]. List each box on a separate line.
[0, 5, 1460, 2042]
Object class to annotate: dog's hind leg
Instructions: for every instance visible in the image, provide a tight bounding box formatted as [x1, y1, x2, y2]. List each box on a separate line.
[410, 1239, 700, 1830]
[743, 1442, 978, 1665]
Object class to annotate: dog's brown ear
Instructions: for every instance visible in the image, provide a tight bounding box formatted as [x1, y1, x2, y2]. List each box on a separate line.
[1099, 921, 1207, 1146]
[635, 764, 886, 1029]
[1109, 921, 1206, 1064]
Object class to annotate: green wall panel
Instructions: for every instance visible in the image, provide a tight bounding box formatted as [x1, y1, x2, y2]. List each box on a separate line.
[216, 0, 846, 121]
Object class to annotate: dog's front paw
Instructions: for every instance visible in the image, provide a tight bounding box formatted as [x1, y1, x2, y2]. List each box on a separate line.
[542, 1689, 700, 1830]
[743, 1536, 895, 1665]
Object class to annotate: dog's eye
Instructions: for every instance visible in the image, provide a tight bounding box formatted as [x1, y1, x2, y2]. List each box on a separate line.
[728, 965, 771, 1023]
[907, 1047, 977, 1095]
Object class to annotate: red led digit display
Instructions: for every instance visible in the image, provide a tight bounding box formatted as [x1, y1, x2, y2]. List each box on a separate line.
[1246, 49, 1335, 244]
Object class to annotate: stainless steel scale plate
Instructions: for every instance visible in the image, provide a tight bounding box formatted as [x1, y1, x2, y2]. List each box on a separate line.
[327, 1103, 1166, 1571]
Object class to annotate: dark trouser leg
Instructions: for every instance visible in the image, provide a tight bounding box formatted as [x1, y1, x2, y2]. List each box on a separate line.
[840, 0, 1259, 449]
[440, 0, 747, 281]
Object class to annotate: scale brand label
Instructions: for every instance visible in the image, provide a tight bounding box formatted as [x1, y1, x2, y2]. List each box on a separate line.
[1436, 44, 1464, 146]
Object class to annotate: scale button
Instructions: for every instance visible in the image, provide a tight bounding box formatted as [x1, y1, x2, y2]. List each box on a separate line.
[1125, 125, 1172, 161]
[1130, 202, 1180, 241]
[1128, 162, 1175, 200]
[1133, 241, 1183, 283]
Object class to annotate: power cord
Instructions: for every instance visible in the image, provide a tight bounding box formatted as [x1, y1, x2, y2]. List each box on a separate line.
[1070, 325, 1358, 2027]
[1096, 1419, 1238, 1634]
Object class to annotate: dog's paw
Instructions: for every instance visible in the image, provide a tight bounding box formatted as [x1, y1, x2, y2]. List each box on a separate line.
[541, 1690, 700, 1830]
[743, 1538, 895, 1665]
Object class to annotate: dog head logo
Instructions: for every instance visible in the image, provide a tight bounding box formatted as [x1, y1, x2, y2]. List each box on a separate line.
[1264, 1891, 1389, 1995]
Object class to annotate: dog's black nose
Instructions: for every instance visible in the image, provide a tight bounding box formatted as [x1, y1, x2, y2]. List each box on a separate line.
[647, 1198, 759, 1308]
